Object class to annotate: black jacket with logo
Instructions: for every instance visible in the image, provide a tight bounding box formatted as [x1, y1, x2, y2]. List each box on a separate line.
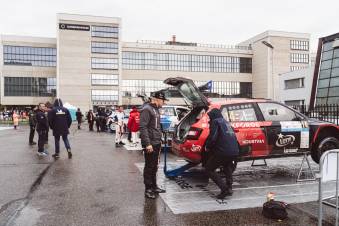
[139, 103, 162, 147]
[48, 99, 72, 136]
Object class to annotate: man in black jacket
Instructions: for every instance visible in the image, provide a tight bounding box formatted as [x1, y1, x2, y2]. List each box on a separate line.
[76, 108, 83, 130]
[48, 98, 73, 159]
[28, 108, 37, 145]
[205, 108, 239, 199]
[140, 91, 168, 199]
[36, 103, 49, 156]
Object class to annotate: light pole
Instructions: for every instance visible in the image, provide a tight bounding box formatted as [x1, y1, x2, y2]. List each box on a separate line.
[262, 41, 275, 100]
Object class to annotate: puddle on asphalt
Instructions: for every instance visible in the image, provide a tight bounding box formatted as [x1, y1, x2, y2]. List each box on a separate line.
[13, 205, 43, 226]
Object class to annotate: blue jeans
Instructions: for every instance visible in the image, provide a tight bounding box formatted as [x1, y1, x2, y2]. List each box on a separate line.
[54, 134, 71, 154]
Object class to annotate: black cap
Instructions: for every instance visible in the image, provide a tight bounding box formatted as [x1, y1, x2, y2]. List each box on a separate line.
[151, 91, 169, 101]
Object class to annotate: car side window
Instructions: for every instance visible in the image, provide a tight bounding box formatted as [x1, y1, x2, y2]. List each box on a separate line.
[161, 107, 175, 116]
[258, 102, 298, 121]
[222, 104, 258, 122]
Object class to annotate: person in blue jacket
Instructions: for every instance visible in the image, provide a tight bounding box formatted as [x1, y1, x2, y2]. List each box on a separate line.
[205, 108, 239, 199]
[48, 98, 73, 159]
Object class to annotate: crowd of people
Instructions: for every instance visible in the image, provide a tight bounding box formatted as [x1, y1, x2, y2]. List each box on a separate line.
[8, 90, 239, 201]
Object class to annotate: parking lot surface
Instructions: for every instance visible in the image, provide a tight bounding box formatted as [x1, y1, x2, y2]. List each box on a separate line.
[0, 125, 337, 226]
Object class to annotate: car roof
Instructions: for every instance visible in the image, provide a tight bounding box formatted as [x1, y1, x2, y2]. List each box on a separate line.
[210, 98, 269, 107]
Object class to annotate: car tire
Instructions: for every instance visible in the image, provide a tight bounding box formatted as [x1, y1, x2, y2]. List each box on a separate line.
[109, 122, 115, 133]
[311, 136, 339, 164]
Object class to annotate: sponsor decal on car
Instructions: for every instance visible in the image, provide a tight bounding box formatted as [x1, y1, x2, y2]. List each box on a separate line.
[276, 133, 295, 147]
[283, 148, 298, 153]
[191, 144, 202, 152]
[231, 121, 273, 128]
[243, 139, 265, 144]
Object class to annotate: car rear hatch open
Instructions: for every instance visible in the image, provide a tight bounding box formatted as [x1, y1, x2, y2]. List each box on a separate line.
[164, 77, 209, 109]
[164, 77, 209, 142]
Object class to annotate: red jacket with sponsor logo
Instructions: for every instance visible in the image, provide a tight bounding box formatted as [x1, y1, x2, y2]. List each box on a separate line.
[127, 109, 140, 132]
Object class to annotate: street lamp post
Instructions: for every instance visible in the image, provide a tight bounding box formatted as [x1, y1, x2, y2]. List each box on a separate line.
[262, 41, 275, 100]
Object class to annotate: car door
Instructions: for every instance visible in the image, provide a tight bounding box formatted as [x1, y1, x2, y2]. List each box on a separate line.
[257, 102, 310, 156]
[221, 103, 269, 158]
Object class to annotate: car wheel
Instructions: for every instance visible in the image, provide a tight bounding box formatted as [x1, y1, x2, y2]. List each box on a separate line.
[311, 137, 339, 164]
[109, 123, 115, 133]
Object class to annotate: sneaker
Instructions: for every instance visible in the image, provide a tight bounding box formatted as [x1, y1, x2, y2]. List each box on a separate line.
[37, 151, 47, 157]
[67, 150, 72, 159]
[29, 142, 37, 145]
[43, 150, 49, 155]
[52, 153, 60, 159]
[216, 189, 233, 199]
[119, 141, 125, 145]
[153, 187, 166, 194]
[145, 189, 156, 199]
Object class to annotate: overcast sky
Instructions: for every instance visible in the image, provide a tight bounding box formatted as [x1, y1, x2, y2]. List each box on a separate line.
[1, 0, 338, 51]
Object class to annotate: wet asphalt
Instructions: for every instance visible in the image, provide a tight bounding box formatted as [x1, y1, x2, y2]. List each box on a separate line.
[0, 124, 336, 226]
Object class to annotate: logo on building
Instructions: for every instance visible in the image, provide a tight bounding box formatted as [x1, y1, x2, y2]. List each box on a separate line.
[59, 23, 90, 31]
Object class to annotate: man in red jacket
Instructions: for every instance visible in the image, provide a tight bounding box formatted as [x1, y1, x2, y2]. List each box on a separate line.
[127, 106, 140, 146]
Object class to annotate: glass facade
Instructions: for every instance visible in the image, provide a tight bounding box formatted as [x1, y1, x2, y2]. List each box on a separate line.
[91, 58, 118, 70]
[91, 26, 119, 38]
[316, 41, 339, 105]
[4, 77, 56, 97]
[91, 74, 119, 85]
[3, 45, 56, 67]
[121, 79, 251, 98]
[122, 51, 252, 73]
[91, 42, 118, 54]
[91, 90, 119, 101]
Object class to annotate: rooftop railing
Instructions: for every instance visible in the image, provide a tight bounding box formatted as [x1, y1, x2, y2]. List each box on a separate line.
[135, 40, 252, 50]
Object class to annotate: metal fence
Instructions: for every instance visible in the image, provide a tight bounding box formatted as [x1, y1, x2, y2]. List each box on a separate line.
[292, 104, 339, 125]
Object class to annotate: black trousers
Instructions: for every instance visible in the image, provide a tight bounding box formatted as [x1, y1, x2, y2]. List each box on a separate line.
[89, 121, 94, 131]
[29, 125, 35, 143]
[143, 144, 161, 190]
[37, 130, 47, 152]
[205, 153, 237, 191]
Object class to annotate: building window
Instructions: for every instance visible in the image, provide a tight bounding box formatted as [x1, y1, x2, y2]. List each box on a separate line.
[4, 77, 56, 97]
[91, 42, 118, 54]
[291, 53, 309, 63]
[3, 45, 56, 67]
[285, 78, 304, 89]
[91, 26, 119, 38]
[121, 79, 251, 98]
[290, 40, 309, 51]
[91, 58, 118, 70]
[290, 66, 308, 71]
[285, 100, 305, 106]
[91, 74, 119, 85]
[122, 51, 252, 73]
[91, 90, 118, 101]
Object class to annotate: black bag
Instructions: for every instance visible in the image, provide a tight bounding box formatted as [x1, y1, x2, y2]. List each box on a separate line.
[262, 200, 288, 220]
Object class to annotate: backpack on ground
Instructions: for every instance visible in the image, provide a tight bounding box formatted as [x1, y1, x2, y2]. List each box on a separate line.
[262, 200, 288, 220]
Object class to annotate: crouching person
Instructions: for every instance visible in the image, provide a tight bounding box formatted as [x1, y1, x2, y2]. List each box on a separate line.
[205, 108, 239, 199]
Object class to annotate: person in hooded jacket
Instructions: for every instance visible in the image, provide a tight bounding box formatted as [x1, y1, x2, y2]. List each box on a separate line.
[48, 98, 73, 159]
[204, 108, 239, 199]
[76, 108, 83, 130]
